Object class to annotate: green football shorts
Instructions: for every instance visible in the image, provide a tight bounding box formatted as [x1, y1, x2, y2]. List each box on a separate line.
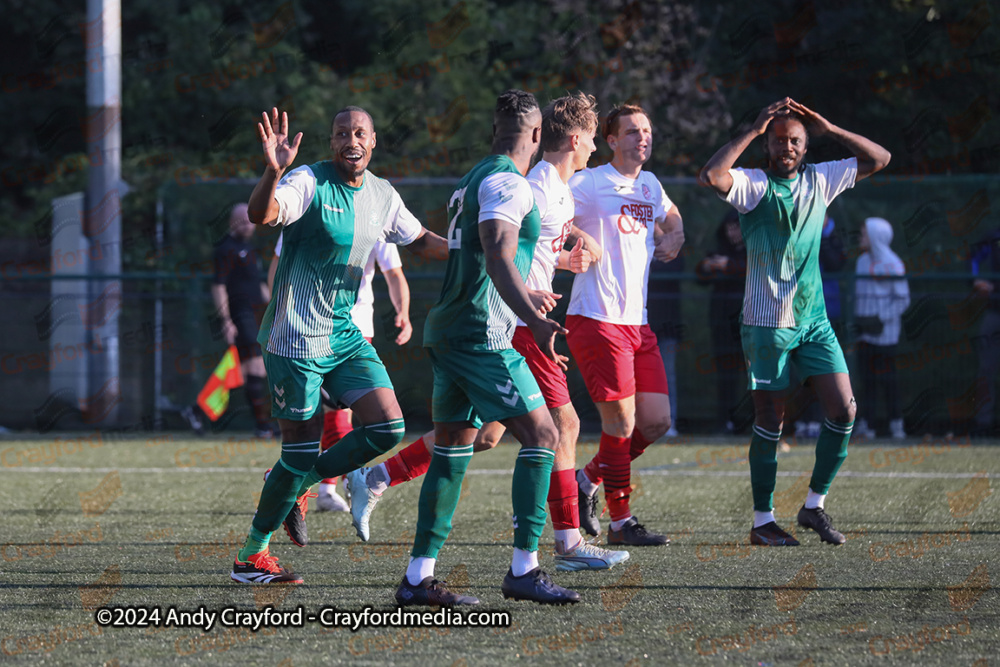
[428, 346, 546, 426]
[262, 334, 393, 421]
[741, 319, 848, 391]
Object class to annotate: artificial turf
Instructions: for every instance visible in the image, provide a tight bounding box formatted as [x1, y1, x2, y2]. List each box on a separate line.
[0, 433, 996, 665]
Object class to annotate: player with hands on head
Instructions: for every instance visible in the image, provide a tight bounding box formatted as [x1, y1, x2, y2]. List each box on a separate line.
[700, 97, 890, 546]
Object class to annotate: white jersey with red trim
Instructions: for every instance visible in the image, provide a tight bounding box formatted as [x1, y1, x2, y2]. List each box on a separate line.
[567, 163, 672, 325]
[515, 160, 575, 326]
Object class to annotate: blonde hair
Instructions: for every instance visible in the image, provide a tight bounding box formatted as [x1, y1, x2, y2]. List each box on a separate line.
[541, 92, 599, 152]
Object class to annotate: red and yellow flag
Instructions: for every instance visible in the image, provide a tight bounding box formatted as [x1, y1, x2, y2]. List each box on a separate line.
[196, 346, 244, 421]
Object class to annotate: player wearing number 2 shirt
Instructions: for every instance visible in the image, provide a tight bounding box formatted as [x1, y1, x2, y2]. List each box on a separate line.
[399, 90, 580, 607]
[346, 94, 629, 575]
[568, 103, 685, 547]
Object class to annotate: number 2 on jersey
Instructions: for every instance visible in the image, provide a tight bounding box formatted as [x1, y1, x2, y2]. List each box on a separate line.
[446, 186, 467, 249]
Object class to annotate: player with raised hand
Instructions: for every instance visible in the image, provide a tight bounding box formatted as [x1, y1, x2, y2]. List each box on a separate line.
[229, 106, 447, 584]
[569, 103, 684, 547]
[700, 97, 890, 546]
[349, 92, 629, 574]
[394, 90, 581, 608]
[268, 232, 412, 515]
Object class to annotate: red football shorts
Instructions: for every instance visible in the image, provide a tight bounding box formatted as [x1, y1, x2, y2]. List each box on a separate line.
[512, 326, 572, 409]
[565, 315, 669, 402]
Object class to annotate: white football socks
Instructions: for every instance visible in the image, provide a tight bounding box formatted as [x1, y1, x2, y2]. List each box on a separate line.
[804, 489, 826, 509]
[405, 556, 436, 586]
[610, 516, 632, 532]
[753, 510, 776, 528]
[554, 529, 582, 553]
[511, 548, 539, 577]
[576, 469, 598, 497]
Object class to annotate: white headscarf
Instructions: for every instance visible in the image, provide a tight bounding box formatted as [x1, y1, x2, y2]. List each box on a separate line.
[858, 217, 905, 276]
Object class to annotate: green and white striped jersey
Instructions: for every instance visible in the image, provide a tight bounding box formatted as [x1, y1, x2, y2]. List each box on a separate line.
[259, 162, 421, 358]
[424, 154, 541, 351]
[723, 158, 857, 328]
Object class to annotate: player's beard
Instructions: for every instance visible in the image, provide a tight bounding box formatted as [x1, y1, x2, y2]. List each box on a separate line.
[334, 152, 369, 182]
[769, 152, 802, 178]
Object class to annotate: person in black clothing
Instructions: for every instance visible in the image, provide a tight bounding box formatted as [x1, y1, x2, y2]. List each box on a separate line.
[182, 203, 274, 436]
[695, 209, 747, 433]
[971, 228, 1000, 435]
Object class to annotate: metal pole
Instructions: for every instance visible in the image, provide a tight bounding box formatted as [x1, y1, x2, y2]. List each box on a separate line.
[84, 0, 122, 425]
[154, 194, 164, 430]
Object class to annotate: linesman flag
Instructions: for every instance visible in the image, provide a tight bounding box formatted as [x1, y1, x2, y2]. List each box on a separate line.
[196, 345, 245, 421]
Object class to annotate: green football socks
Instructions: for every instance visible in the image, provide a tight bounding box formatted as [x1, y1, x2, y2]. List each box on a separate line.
[749, 425, 781, 512]
[511, 447, 555, 552]
[810, 419, 852, 495]
[411, 444, 474, 559]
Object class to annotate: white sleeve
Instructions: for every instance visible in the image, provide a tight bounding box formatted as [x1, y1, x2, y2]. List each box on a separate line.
[478, 173, 533, 227]
[273, 166, 317, 226]
[381, 188, 423, 245]
[528, 178, 548, 222]
[653, 178, 674, 222]
[374, 239, 402, 272]
[274, 232, 283, 257]
[815, 158, 858, 206]
[722, 168, 768, 214]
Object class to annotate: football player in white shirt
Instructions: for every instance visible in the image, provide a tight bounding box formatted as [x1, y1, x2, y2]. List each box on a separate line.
[568, 103, 684, 546]
[347, 93, 630, 573]
[268, 233, 412, 515]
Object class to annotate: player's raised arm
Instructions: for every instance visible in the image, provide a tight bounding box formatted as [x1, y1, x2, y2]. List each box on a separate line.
[787, 100, 890, 181]
[700, 98, 793, 196]
[248, 107, 303, 226]
[480, 219, 569, 369]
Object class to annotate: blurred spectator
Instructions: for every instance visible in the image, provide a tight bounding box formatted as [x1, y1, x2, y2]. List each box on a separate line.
[182, 204, 274, 437]
[649, 253, 684, 437]
[854, 217, 910, 440]
[695, 209, 747, 433]
[971, 227, 1000, 436]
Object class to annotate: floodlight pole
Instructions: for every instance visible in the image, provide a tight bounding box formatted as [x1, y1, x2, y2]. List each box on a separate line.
[84, 0, 122, 424]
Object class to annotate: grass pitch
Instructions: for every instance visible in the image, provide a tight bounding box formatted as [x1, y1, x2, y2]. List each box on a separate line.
[0, 432, 997, 665]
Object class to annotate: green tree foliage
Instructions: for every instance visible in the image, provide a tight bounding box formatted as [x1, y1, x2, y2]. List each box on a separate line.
[3, 0, 997, 250]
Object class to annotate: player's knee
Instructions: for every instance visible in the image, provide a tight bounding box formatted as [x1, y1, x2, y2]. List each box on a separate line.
[640, 416, 671, 441]
[602, 411, 635, 438]
[562, 409, 581, 442]
[754, 416, 783, 434]
[536, 422, 559, 451]
[473, 430, 501, 452]
[364, 418, 406, 454]
[280, 448, 319, 475]
[828, 397, 857, 425]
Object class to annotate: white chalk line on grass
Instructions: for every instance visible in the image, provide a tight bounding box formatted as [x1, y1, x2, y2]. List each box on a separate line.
[0, 467, 989, 479]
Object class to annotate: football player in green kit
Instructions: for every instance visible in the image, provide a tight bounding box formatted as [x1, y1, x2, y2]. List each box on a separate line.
[229, 106, 447, 584]
[395, 90, 581, 607]
[700, 98, 890, 546]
